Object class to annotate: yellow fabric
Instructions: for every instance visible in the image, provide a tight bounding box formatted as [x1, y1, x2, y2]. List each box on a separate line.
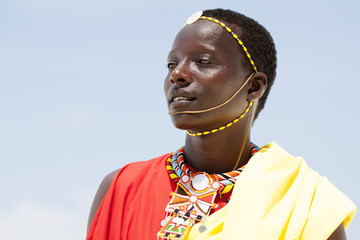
[184, 142, 356, 240]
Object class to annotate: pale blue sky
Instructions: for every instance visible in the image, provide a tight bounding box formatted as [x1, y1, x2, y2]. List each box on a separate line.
[0, 0, 359, 239]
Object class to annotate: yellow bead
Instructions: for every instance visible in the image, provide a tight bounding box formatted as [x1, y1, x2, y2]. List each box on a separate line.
[219, 126, 225, 130]
[187, 131, 195, 136]
[207, 17, 213, 20]
[240, 114, 245, 118]
[246, 53, 250, 58]
[254, 66, 257, 71]
[222, 184, 233, 194]
[233, 118, 239, 123]
[232, 34, 238, 39]
[226, 27, 231, 32]
[245, 108, 249, 113]
[214, 19, 219, 23]
[169, 173, 178, 179]
[226, 122, 233, 127]
[238, 40, 243, 45]
[196, 132, 203, 136]
[249, 101, 253, 106]
[211, 129, 218, 133]
[243, 47, 247, 52]
[250, 60, 254, 65]
[203, 131, 210, 135]
[201, 16, 206, 19]
[220, 22, 225, 27]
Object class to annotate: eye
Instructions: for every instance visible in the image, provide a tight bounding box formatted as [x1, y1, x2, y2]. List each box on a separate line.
[197, 59, 211, 64]
[167, 62, 177, 69]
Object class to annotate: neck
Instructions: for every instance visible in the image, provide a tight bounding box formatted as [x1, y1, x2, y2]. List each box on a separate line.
[184, 119, 252, 174]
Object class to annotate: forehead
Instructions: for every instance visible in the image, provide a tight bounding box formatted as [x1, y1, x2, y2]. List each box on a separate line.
[169, 20, 243, 59]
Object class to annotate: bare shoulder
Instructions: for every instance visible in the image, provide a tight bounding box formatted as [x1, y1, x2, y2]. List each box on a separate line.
[87, 169, 121, 232]
[328, 223, 346, 240]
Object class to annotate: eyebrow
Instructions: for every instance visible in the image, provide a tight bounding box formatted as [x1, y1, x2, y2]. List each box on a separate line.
[167, 42, 218, 60]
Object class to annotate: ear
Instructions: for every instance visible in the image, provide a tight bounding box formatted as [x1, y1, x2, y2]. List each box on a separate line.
[248, 72, 267, 102]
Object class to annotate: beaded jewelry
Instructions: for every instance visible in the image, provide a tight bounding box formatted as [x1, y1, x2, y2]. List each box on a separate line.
[159, 143, 261, 239]
[186, 101, 253, 137]
[170, 147, 244, 194]
[157, 172, 219, 239]
[167, 143, 260, 192]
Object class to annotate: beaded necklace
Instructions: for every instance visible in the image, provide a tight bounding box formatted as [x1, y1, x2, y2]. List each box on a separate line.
[158, 143, 260, 239]
[167, 142, 259, 193]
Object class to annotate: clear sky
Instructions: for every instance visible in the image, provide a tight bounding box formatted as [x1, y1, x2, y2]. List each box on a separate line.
[0, 0, 359, 239]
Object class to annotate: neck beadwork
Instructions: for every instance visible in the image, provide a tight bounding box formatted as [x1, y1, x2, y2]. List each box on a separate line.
[158, 143, 260, 239]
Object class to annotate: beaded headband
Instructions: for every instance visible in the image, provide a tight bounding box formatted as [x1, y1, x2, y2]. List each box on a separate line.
[185, 10, 257, 72]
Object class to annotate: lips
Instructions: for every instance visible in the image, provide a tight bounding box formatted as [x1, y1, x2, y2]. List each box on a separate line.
[170, 96, 195, 110]
[172, 96, 193, 102]
[168, 91, 196, 112]
[169, 89, 196, 104]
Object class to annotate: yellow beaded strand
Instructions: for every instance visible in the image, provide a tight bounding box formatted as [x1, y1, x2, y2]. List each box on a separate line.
[186, 101, 253, 137]
[200, 16, 257, 72]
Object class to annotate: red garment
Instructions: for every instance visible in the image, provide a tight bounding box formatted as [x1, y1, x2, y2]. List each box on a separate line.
[86, 154, 231, 240]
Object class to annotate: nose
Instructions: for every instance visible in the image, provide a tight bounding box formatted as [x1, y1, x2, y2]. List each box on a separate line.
[169, 61, 192, 87]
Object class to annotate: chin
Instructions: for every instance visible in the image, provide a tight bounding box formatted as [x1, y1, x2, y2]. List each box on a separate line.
[171, 119, 192, 130]
[170, 114, 200, 131]
[170, 114, 223, 132]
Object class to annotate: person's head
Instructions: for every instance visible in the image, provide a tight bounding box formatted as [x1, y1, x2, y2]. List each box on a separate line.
[164, 9, 277, 133]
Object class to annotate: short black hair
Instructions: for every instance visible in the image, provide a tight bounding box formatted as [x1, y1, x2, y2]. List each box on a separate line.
[203, 9, 277, 120]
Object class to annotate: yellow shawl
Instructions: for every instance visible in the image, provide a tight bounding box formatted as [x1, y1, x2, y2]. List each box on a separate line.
[185, 142, 356, 240]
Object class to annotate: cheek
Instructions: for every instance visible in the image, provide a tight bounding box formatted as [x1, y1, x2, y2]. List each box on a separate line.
[197, 69, 237, 94]
[198, 64, 235, 82]
[202, 74, 246, 106]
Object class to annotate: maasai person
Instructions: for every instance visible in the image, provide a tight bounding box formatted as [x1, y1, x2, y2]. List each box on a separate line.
[86, 9, 356, 240]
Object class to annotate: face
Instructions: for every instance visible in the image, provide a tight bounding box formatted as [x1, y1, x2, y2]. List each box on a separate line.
[164, 20, 252, 131]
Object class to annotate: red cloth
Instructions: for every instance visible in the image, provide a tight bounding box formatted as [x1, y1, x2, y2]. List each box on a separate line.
[86, 154, 231, 240]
